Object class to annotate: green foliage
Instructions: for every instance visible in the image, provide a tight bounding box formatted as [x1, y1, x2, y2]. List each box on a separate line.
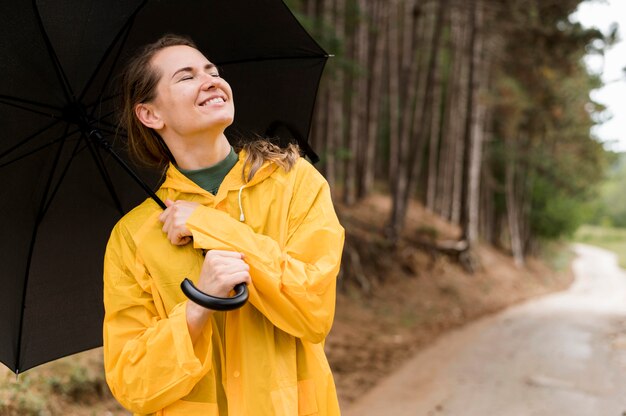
[573, 224, 626, 268]
[488, 0, 612, 243]
[0, 375, 46, 416]
[529, 175, 590, 239]
[587, 152, 626, 227]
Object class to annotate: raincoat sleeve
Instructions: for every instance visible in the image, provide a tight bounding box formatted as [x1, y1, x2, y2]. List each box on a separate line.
[186, 160, 344, 344]
[103, 219, 214, 414]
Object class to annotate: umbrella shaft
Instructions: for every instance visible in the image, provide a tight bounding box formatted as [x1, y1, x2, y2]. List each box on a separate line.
[88, 128, 166, 210]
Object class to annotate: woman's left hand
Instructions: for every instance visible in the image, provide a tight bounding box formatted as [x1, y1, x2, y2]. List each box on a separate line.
[159, 199, 201, 245]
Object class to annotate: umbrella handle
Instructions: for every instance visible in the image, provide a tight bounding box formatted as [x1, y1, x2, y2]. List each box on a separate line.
[180, 279, 248, 311]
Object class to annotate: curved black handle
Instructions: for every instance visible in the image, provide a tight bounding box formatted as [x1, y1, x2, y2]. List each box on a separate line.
[180, 278, 248, 311]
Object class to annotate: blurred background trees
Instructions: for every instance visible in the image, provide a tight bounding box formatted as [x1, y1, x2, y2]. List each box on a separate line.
[286, 0, 616, 266]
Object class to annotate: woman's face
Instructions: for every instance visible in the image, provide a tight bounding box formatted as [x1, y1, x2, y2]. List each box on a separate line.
[146, 45, 235, 139]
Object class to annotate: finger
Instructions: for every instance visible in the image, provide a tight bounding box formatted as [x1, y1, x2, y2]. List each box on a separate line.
[159, 205, 173, 223]
[228, 271, 251, 285]
[161, 214, 173, 234]
[159, 199, 175, 222]
[165, 214, 181, 236]
[216, 260, 250, 274]
[168, 226, 187, 245]
[172, 235, 192, 246]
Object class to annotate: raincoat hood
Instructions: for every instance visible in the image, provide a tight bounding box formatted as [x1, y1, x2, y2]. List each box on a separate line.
[161, 150, 278, 197]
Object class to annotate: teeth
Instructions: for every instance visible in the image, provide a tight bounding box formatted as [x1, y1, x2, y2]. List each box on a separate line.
[199, 97, 225, 106]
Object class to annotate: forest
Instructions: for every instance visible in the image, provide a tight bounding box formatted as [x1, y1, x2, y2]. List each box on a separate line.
[285, 0, 616, 270]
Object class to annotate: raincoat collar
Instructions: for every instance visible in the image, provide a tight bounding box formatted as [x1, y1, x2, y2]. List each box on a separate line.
[160, 149, 279, 205]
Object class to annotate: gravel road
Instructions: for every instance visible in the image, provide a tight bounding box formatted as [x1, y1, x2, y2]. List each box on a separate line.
[344, 244, 626, 416]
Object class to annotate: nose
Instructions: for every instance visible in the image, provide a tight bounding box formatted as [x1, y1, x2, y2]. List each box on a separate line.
[199, 73, 218, 90]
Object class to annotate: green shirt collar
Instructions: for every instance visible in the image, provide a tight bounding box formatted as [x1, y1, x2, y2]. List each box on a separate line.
[177, 147, 238, 195]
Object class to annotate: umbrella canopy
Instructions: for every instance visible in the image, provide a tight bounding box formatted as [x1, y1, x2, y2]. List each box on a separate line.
[0, 0, 327, 374]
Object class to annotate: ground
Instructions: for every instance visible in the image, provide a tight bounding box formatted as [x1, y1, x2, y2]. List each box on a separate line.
[344, 244, 626, 415]
[0, 195, 573, 414]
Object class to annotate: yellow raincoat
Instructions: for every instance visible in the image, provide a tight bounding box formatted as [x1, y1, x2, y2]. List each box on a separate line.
[103, 152, 344, 415]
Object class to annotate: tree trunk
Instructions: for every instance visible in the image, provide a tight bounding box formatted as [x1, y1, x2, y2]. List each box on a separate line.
[320, 0, 339, 190]
[437, 4, 464, 221]
[461, 0, 485, 246]
[450, 8, 471, 225]
[425, 31, 445, 211]
[387, 0, 447, 242]
[387, 0, 422, 241]
[354, 0, 370, 199]
[387, 0, 401, 188]
[360, 0, 387, 199]
[343, 0, 369, 205]
[334, 0, 346, 190]
[505, 139, 525, 267]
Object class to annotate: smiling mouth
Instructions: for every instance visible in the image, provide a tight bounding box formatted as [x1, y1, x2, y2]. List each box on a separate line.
[199, 97, 226, 106]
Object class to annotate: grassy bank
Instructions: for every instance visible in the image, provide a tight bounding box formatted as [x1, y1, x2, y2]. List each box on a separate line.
[573, 225, 626, 269]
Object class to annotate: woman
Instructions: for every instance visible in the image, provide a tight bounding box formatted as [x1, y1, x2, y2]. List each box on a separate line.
[103, 34, 344, 415]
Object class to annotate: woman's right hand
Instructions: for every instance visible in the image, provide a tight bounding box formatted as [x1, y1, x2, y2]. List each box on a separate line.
[197, 250, 251, 298]
[186, 250, 251, 343]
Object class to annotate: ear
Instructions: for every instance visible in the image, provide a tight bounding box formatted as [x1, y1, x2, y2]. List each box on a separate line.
[135, 103, 164, 130]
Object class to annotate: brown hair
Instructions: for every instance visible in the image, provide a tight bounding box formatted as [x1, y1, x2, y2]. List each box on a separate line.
[119, 34, 299, 180]
[119, 34, 195, 169]
[238, 141, 300, 182]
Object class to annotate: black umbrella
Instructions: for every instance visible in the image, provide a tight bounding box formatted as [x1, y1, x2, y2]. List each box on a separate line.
[0, 0, 328, 374]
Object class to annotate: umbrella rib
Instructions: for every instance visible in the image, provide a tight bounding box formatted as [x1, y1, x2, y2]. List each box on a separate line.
[0, 119, 64, 161]
[0, 136, 72, 169]
[32, 0, 75, 101]
[93, 126, 119, 138]
[1, 129, 80, 168]
[81, 7, 140, 105]
[83, 132, 125, 215]
[84, 105, 120, 130]
[95, 119, 121, 133]
[0, 95, 61, 117]
[90, 92, 119, 108]
[40, 135, 87, 217]
[15, 122, 72, 373]
[85, 95, 120, 126]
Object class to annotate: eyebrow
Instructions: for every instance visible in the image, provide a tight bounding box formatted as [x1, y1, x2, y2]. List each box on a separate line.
[171, 63, 217, 79]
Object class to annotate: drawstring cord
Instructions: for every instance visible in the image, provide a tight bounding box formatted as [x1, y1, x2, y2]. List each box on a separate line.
[238, 185, 245, 222]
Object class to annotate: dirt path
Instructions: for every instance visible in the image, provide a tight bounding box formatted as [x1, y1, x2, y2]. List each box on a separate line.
[344, 244, 626, 416]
